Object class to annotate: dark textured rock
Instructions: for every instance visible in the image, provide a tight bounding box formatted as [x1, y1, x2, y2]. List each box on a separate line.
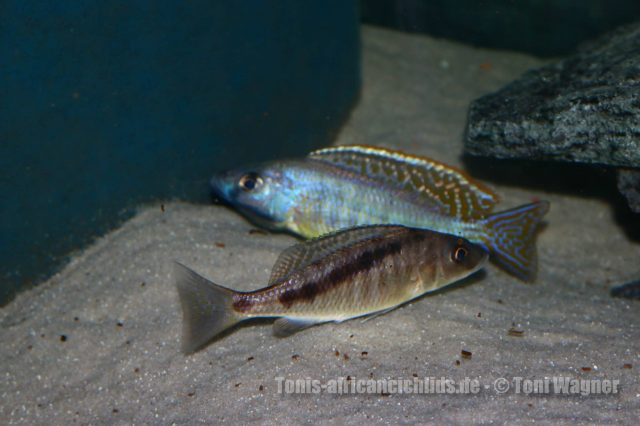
[465, 22, 640, 168]
[617, 169, 640, 213]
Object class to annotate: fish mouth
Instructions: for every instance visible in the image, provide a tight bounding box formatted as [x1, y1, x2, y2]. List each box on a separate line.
[454, 246, 489, 281]
[210, 193, 227, 206]
[470, 249, 490, 275]
[209, 175, 231, 205]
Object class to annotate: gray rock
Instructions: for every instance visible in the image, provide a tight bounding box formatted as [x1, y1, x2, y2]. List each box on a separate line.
[617, 168, 640, 213]
[465, 22, 640, 168]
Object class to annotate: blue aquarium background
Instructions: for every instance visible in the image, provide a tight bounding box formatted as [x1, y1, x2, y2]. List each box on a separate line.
[0, 1, 360, 304]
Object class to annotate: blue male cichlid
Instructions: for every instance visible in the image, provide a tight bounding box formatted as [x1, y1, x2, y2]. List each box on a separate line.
[211, 145, 549, 281]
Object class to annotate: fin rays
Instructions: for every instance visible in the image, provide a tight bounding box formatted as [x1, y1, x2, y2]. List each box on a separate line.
[480, 201, 550, 282]
[174, 263, 240, 353]
[310, 145, 499, 220]
[269, 225, 406, 284]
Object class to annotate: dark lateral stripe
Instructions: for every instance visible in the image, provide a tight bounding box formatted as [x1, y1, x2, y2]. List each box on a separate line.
[278, 234, 415, 308]
[232, 295, 254, 313]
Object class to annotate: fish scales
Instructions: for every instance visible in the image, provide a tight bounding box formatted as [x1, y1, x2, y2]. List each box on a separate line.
[175, 225, 488, 353]
[282, 160, 455, 237]
[233, 229, 435, 319]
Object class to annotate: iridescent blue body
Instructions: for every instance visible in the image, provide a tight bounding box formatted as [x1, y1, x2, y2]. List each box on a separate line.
[211, 145, 549, 281]
[216, 160, 474, 237]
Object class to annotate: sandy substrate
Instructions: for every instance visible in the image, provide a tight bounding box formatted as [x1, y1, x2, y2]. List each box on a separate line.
[2, 26, 639, 424]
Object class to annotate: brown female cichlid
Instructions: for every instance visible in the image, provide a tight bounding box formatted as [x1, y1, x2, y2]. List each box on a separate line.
[210, 145, 549, 281]
[176, 225, 488, 353]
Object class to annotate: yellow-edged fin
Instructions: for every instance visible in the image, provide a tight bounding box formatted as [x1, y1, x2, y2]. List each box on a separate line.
[269, 225, 401, 284]
[309, 145, 500, 220]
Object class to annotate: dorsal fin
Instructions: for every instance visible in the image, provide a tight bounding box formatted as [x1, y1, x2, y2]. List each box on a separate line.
[268, 225, 402, 284]
[309, 145, 499, 220]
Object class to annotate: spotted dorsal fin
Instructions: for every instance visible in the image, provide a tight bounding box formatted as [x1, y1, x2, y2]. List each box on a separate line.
[309, 145, 499, 220]
[268, 225, 402, 284]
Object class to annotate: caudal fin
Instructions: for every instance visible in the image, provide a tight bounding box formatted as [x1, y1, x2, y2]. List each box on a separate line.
[174, 262, 240, 353]
[479, 201, 550, 282]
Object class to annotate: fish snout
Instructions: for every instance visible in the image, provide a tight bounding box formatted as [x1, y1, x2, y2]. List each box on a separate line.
[209, 172, 234, 204]
[468, 241, 489, 265]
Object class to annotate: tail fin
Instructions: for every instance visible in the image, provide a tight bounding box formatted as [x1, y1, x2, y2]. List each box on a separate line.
[174, 262, 240, 353]
[479, 201, 550, 282]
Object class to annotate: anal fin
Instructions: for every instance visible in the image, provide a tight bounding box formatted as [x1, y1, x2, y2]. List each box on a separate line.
[361, 306, 397, 323]
[273, 317, 324, 337]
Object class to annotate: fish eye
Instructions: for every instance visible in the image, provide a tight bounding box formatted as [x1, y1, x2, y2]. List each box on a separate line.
[452, 246, 468, 263]
[238, 173, 263, 191]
